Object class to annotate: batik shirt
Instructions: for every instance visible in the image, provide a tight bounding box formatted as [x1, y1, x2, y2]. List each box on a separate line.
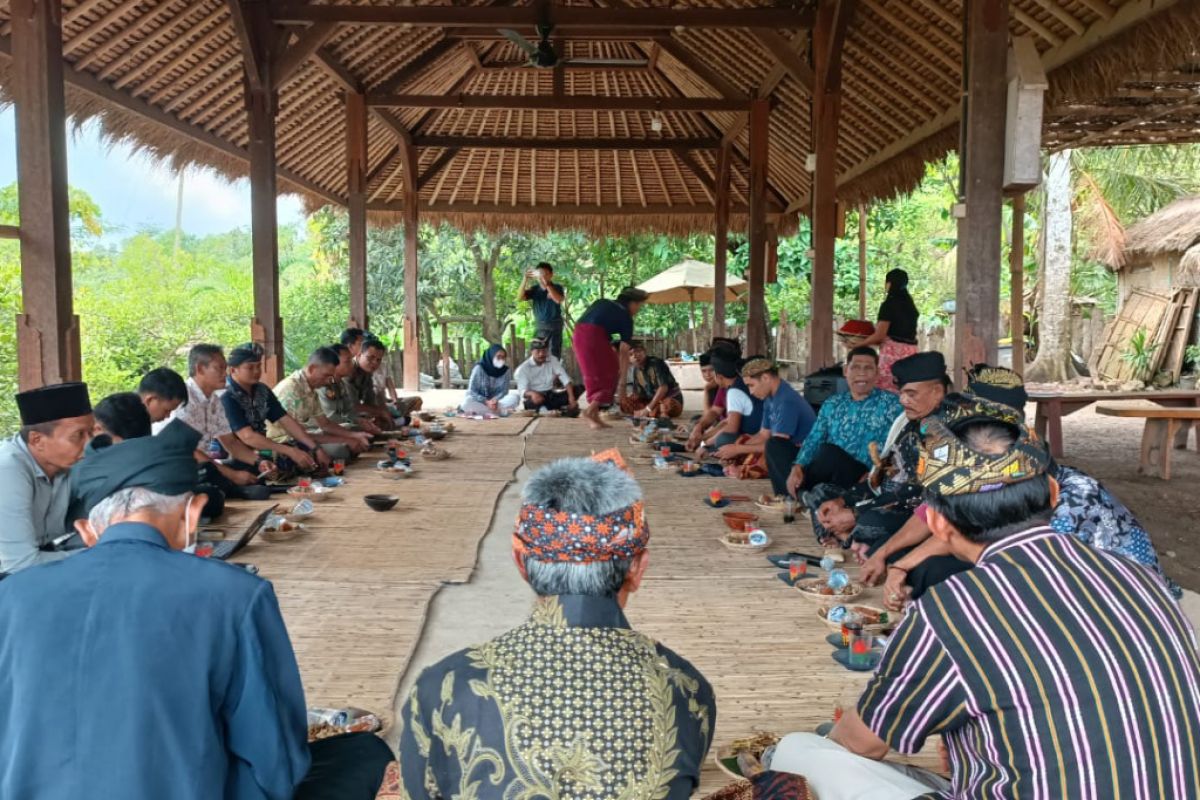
[631, 356, 683, 404]
[795, 388, 903, 469]
[1052, 464, 1180, 597]
[396, 594, 716, 800]
[267, 369, 323, 442]
[220, 377, 287, 437]
[859, 527, 1200, 799]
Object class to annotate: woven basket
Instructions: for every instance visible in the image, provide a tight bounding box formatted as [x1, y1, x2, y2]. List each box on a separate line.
[793, 578, 864, 604]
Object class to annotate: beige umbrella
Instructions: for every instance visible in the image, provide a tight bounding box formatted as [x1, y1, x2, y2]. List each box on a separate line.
[636, 259, 747, 352]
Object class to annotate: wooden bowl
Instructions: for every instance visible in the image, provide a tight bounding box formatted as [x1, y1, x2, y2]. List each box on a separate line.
[818, 604, 898, 634]
[721, 511, 759, 532]
[794, 577, 865, 604]
[363, 494, 399, 512]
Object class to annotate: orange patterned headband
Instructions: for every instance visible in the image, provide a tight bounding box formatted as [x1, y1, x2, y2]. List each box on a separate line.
[513, 501, 649, 563]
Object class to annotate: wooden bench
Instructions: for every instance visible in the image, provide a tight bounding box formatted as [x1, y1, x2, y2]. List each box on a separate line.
[1095, 402, 1200, 480]
[1030, 390, 1200, 458]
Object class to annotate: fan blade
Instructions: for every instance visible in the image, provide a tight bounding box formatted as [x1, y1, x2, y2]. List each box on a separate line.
[499, 28, 539, 58]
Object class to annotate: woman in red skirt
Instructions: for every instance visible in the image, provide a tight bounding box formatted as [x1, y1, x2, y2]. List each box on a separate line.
[572, 287, 648, 429]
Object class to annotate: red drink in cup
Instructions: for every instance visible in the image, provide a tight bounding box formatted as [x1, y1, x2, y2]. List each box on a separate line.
[298, 477, 311, 489]
[789, 558, 807, 582]
[660, 446, 671, 458]
[709, 489, 722, 505]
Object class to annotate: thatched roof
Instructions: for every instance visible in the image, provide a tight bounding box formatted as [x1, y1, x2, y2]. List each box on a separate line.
[0, 0, 1197, 235]
[1121, 196, 1200, 265]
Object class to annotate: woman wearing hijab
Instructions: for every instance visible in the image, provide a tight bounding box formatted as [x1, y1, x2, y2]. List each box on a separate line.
[460, 344, 520, 417]
[858, 268, 920, 392]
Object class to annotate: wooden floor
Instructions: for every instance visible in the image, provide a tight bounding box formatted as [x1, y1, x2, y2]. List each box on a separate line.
[221, 411, 934, 790]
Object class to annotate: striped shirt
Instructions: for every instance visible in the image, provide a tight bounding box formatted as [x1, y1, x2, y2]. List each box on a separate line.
[859, 527, 1200, 799]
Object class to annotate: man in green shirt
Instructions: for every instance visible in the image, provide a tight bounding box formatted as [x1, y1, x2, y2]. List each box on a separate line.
[318, 344, 382, 436]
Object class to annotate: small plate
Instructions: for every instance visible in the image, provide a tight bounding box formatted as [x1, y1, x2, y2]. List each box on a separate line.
[825, 632, 848, 649]
[322, 476, 345, 488]
[704, 498, 731, 509]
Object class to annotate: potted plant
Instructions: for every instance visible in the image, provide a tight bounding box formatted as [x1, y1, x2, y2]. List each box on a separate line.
[1182, 345, 1200, 390]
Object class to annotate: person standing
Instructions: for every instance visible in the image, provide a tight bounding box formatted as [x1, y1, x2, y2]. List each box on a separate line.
[519, 262, 566, 358]
[857, 268, 920, 392]
[0, 383, 94, 574]
[572, 287, 648, 430]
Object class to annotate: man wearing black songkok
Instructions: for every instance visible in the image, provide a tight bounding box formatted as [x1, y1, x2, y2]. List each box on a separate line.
[0, 383, 94, 574]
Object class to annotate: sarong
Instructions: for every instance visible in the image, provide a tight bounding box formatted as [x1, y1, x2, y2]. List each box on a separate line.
[572, 322, 619, 405]
[876, 339, 918, 393]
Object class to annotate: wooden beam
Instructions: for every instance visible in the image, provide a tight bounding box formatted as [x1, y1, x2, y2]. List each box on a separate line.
[672, 149, 716, 197]
[411, 135, 721, 150]
[401, 138, 420, 392]
[0, 224, 19, 239]
[746, 98, 769, 357]
[810, 0, 857, 371]
[417, 149, 459, 191]
[1028, 0, 1086, 35]
[374, 109, 414, 146]
[652, 36, 748, 101]
[365, 144, 400, 187]
[955, 0, 1009, 380]
[271, 20, 336, 89]
[373, 38, 460, 95]
[313, 46, 362, 93]
[480, 59, 649, 71]
[11, 0, 80, 389]
[446, 26, 670, 41]
[1010, 193, 1026, 379]
[713, 144, 731, 337]
[226, 0, 271, 92]
[347, 91, 368, 331]
[365, 92, 752, 112]
[270, 4, 814, 29]
[365, 201, 759, 215]
[247, 78, 284, 384]
[754, 30, 815, 92]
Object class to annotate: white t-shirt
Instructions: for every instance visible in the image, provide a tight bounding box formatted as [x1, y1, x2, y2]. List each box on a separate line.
[725, 387, 754, 417]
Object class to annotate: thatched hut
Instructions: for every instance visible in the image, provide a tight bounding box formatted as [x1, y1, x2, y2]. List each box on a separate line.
[1117, 196, 1200, 306]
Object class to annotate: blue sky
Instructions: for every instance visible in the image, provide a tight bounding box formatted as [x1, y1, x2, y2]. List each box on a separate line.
[0, 107, 307, 241]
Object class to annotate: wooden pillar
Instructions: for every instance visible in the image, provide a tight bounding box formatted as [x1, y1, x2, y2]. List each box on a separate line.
[234, 0, 284, 383]
[401, 140, 420, 391]
[713, 144, 731, 339]
[809, 0, 856, 371]
[858, 203, 868, 320]
[954, 0, 1009, 381]
[1010, 193, 1026, 378]
[746, 98, 770, 357]
[346, 90, 369, 330]
[12, 0, 80, 390]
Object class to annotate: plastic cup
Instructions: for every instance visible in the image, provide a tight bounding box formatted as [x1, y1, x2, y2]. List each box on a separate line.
[332, 459, 345, 476]
[660, 446, 671, 458]
[709, 489, 722, 505]
[789, 558, 807, 582]
[783, 498, 796, 524]
[849, 629, 875, 668]
[297, 476, 311, 489]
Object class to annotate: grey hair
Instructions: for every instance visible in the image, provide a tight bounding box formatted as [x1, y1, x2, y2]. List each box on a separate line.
[525, 558, 633, 597]
[961, 420, 1019, 455]
[88, 487, 190, 534]
[522, 457, 642, 515]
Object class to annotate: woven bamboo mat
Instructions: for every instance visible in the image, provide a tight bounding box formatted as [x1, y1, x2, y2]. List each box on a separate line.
[426, 414, 534, 437]
[210, 423, 529, 719]
[522, 418, 941, 791]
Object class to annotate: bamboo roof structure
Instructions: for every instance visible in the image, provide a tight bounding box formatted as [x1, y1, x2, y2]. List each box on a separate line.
[0, 0, 1198, 235]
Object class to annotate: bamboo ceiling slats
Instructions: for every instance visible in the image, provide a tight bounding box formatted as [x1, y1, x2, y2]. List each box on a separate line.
[0, 0, 1197, 234]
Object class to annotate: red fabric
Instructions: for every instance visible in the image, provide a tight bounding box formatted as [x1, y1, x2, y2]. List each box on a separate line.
[573, 322, 620, 405]
[876, 338, 918, 393]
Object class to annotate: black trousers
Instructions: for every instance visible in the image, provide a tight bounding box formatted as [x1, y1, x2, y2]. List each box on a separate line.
[800, 443, 867, 493]
[295, 732, 394, 800]
[886, 546, 973, 600]
[764, 436, 800, 496]
[537, 321, 564, 359]
[523, 385, 584, 411]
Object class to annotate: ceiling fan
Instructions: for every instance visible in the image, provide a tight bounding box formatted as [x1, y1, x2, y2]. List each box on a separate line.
[498, 25, 648, 69]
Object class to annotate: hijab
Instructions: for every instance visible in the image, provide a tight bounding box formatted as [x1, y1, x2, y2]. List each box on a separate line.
[478, 343, 508, 378]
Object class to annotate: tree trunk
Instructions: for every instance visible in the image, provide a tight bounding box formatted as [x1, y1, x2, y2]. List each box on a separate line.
[471, 237, 504, 344]
[1026, 150, 1076, 384]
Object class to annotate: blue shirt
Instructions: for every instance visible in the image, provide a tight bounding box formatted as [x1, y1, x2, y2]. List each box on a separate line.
[763, 380, 816, 446]
[465, 364, 512, 403]
[0, 522, 311, 799]
[578, 299, 634, 343]
[0, 436, 72, 573]
[222, 376, 287, 435]
[795, 388, 903, 468]
[524, 283, 564, 324]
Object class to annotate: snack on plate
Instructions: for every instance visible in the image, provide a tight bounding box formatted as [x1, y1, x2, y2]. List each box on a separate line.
[794, 577, 864, 602]
[713, 732, 781, 780]
[306, 707, 383, 742]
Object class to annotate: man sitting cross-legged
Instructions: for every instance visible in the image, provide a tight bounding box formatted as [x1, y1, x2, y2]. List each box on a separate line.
[513, 336, 582, 415]
[621, 340, 685, 418]
[348, 338, 422, 430]
[221, 342, 329, 476]
[693, 350, 763, 453]
[768, 414, 1200, 799]
[269, 346, 373, 460]
[0, 424, 393, 799]
[318, 344, 383, 436]
[397, 456, 716, 799]
[784, 346, 901, 498]
[137, 366, 188, 424]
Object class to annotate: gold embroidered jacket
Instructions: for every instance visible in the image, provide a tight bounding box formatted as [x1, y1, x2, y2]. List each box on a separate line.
[396, 594, 716, 800]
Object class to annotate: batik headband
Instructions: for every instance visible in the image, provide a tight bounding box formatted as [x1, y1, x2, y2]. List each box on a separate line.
[917, 416, 1050, 497]
[740, 358, 777, 378]
[513, 500, 649, 563]
[937, 395, 1024, 429]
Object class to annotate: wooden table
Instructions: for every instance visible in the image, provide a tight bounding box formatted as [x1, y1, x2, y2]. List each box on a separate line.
[1095, 402, 1200, 479]
[1030, 390, 1200, 458]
